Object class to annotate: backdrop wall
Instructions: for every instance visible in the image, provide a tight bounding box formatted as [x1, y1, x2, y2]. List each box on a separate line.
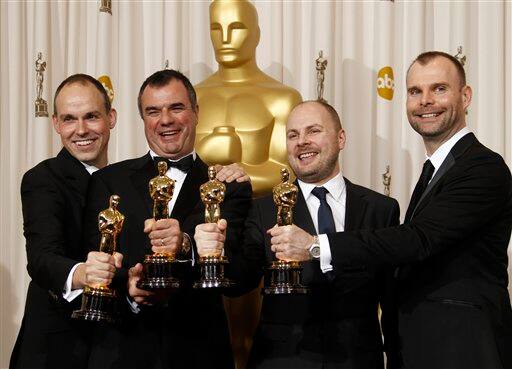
[1, 1, 511, 367]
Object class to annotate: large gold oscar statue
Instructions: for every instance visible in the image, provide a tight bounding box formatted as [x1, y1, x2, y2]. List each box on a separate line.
[195, 0, 302, 198]
[194, 1, 302, 368]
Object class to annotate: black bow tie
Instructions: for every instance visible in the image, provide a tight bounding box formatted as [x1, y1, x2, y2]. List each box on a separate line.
[154, 155, 194, 173]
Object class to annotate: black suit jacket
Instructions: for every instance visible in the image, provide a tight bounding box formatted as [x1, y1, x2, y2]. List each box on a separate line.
[82, 153, 252, 369]
[328, 133, 512, 369]
[236, 179, 400, 369]
[10, 148, 91, 369]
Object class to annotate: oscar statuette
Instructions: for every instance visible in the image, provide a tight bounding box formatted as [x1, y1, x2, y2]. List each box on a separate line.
[137, 160, 183, 289]
[194, 166, 234, 289]
[263, 168, 309, 295]
[72, 195, 124, 323]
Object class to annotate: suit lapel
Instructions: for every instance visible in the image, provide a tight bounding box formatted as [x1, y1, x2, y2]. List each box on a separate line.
[409, 132, 477, 219]
[171, 156, 208, 223]
[344, 179, 367, 232]
[293, 181, 317, 235]
[56, 148, 90, 206]
[129, 153, 155, 218]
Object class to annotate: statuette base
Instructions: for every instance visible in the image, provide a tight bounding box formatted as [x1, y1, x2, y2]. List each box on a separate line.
[193, 256, 234, 289]
[35, 99, 48, 117]
[72, 285, 117, 323]
[263, 260, 309, 295]
[137, 253, 182, 290]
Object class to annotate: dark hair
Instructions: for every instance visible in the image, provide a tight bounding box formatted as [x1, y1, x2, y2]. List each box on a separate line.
[408, 51, 466, 87]
[137, 69, 197, 117]
[53, 73, 111, 116]
[294, 100, 343, 131]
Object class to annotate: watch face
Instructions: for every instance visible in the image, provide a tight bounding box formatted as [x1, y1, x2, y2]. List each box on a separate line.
[310, 245, 321, 258]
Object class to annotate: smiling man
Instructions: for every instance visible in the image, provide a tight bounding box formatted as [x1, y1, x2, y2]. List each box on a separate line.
[267, 51, 512, 368]
[195, 100, 401, 368]
[82, 69, 252, 369]
[10, 74, 121, 369]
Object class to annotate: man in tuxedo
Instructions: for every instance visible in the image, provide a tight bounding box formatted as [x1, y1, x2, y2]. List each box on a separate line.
[271, 52, 512, 368]
[10, 74, 122, 369]
[195, 100, 400, 368]
[82, 69, 252, 369]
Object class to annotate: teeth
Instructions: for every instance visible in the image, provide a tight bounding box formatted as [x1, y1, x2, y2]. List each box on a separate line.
[420, 113, 438, 118]
[75, 139, 93, 146]
[161, 131, 177, 136]
[299, 152, 316, 160]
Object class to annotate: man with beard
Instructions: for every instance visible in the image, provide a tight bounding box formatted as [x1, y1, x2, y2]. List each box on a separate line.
[268, 52, 512, 368]
[195, 100, 401, 368]
[82, 69, 252, 369]
[10, 74, 121, 369]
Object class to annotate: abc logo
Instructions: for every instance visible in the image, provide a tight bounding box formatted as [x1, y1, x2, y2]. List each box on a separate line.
[377, 66, 394, 101]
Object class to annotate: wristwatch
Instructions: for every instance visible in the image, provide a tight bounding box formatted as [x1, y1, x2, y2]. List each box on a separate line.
[308, 236, 321, 260]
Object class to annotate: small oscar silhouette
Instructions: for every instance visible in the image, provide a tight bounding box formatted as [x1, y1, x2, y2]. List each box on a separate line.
[72, 195, 124, 323]
[263, 168, 308, 295]
[137, 160, 183, 289]
[194, 166, 234, 289]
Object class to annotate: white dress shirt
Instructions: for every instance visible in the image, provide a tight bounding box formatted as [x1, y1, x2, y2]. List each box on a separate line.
[298, 172, 346, 273]
[128, 150, 196, 312]
[427, 126, 471, 180]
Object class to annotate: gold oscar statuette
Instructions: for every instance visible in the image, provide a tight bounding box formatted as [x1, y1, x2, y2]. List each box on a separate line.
[194, 0, 303, 197]
[137, 160, 183, 289]
[316, 50, 328, 102]
[263, 168, 308, 295]
[34, 52, 49, 117]
[193, 166, 234, 289]
[72, 195, 124, 323]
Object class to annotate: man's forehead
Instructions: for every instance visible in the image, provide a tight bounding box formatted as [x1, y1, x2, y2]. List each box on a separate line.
[141, 80, 189, 105]
[287, 103, 328, 128]
[407, 57, 458, 85]
[56, 83, 102, 109]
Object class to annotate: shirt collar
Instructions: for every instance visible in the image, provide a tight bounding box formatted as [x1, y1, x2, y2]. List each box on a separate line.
[149, 150, 196, 162]
[81, 162, 99, 175]
[298, 171, 346, 202]
[427, 127, 471, 171]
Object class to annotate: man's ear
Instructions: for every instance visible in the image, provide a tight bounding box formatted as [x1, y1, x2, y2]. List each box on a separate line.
[461, 85, 472, 111]
[52, 115, 61, 134]
[338, 129, 346, 151]
[108, 108, 118, 129]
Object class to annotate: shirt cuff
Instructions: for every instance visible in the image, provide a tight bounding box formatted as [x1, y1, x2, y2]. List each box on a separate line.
[318, 234, 333, 274]
[62, 263, 84, 302]
[126, 295, 141, 314]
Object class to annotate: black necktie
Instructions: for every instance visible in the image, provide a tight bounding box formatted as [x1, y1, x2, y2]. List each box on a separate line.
[405, 159, 435, 222]
[311, 186, 336, 234]
[154, 155, 194, 173]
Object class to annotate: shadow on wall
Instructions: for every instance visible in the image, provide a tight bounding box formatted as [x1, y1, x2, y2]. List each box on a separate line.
[264, 63, 299, 90]
[0, 264, 20, 369]
[341, 58, 413, 212]
[189, 63, 214, 84]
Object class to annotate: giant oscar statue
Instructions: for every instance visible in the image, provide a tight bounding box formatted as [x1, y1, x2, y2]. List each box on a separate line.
[194, 1, 302, 367]
[195, 0, 302, 197]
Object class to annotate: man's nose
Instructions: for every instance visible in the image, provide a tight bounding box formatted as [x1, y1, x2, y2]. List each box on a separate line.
[76, 119, 88, 135]
[420, 90, 434, 106]
[160, 108, 175, 125]
[297, 133, 309, 146]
